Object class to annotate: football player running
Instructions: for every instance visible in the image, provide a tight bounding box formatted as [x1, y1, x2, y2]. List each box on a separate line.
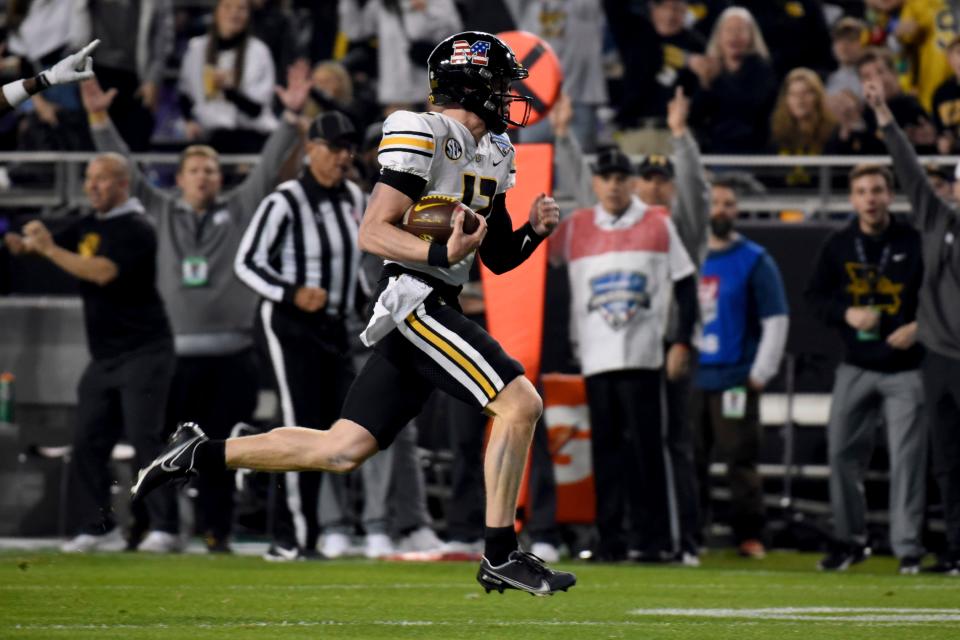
[132, 31, 575, 596]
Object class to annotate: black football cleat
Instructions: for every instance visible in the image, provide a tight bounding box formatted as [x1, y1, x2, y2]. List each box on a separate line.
[476, 550, 577, 596]
[131, 422, 208, 503]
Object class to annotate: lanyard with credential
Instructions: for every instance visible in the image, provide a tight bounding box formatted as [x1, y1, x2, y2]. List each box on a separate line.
[854, 235, 891, 306]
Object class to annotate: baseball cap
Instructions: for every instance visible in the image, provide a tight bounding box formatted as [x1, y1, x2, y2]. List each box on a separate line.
[831, 16, 866, 41]
[591, 147, 633, 176]
[307, 111, 358, 147]
[636, 154, 675, 179]
[924, 163, 952, 182]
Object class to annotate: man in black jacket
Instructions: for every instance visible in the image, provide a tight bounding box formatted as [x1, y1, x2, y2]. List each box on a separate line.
[805, 164, 926, 575]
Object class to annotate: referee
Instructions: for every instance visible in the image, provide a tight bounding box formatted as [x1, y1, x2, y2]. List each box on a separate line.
[235, 112, 364, 560]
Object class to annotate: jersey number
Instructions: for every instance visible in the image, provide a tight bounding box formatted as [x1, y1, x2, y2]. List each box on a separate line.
[461, 174, 498, 218]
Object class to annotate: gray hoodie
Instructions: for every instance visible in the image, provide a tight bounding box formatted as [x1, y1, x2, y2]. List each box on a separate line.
[91, 119, 301, 356]
[882, 122, 960, 360]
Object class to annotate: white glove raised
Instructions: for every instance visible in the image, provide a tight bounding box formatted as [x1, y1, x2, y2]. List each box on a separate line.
[39, 40, 99, 88]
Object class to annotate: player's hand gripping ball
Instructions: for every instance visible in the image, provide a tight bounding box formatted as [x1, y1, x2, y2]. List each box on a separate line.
[400, 195, 480, 245]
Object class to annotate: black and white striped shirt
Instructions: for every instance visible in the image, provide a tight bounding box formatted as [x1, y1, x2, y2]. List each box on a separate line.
[235, 171, 364, 317]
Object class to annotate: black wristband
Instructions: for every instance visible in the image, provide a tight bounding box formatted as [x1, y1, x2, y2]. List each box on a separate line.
[428, 242, 450, 268]
[35, 73, 50, 89]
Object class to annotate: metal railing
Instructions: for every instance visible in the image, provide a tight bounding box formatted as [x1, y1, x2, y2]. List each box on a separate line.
[0, 151, 262, 213]
[1, 151, 957, 218]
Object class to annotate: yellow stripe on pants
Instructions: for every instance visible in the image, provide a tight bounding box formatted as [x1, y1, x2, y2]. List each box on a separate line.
[405, 313, 496, 399]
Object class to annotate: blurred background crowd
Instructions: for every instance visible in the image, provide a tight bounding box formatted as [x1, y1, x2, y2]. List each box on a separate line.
[0, 0, 957, 164]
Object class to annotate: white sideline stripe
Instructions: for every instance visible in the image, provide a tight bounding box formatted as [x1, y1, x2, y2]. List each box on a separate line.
[628, 607, 960, 622]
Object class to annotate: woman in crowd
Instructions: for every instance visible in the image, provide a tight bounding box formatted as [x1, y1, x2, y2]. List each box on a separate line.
[178, 0, 277, 153]
[770, 68, 837, 186]
[690, 6, 779, 154]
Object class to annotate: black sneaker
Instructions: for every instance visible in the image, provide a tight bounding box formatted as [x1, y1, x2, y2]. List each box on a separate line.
[204, 534, 232, 555]
[817, 544, 871, 571]
[263, 544, 304, 562]
[477, 550, 576, 596]
[920, 556, 960, 576]
[898, 556, 922, 575]
[131, 422, 207, 503]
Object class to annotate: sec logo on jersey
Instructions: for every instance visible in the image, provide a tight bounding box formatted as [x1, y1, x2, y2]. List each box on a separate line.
[444, 138, 463, 161]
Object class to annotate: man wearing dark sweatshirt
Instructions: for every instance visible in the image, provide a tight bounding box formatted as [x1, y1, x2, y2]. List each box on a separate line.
[805, 163, 926, 576]
[4, 154, 178, 554]
[868, 78, 960, 576]
[78, 70, 308, 552]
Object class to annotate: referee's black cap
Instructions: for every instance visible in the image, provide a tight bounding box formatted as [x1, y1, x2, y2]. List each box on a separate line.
[591, 146, 633, 176]
[308, 111, 359, 147]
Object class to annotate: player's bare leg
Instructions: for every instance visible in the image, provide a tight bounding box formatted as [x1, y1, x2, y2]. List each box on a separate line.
[131, 419, 378, 501]
[475, 375, 576, 595]
[225, 420, 378, 473]
[482, 376, 541, 527]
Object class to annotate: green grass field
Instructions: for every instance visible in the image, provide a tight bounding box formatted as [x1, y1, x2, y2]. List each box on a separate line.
[2, 550, 959, 639]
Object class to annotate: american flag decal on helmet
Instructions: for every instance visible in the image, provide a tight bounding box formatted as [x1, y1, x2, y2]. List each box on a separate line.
[450, 40, 490, 66]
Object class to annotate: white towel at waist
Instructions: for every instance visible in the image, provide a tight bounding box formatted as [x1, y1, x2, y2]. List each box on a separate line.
[360, 274, 434, 347]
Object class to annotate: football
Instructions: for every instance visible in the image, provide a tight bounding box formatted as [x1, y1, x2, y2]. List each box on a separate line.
[400, 195, 480, 245]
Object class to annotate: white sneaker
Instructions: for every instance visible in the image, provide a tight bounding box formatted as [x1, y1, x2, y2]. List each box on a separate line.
[441, 539, 484, 554]
[398, 526, 443, 553]
[364, 533, 395, 558]
[137, 530, 183, 553]
[61, 528, 125, 553]
[530, 541, 560, 563]
[678, 551, 701, 567]
[321, 532, 352, 559]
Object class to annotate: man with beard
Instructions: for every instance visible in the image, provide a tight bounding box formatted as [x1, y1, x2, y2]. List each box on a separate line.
[691, 180, 788, 559]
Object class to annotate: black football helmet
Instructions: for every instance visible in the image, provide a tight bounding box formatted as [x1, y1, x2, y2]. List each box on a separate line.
[427, 31, 532, 135]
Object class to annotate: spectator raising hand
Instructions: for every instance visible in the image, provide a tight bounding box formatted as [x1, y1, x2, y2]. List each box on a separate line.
[667, 86, 691, 137]
[80, 78, 119, 115]
[276, 59, 312, 115]
[863, 79, 894, 127]
[548, 93, 574, 138]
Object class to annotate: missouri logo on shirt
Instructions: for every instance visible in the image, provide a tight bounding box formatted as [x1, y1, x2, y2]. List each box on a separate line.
[844, 262, 903, 314]
[78, 233, 101, 258]
[588, 271, 650, 329]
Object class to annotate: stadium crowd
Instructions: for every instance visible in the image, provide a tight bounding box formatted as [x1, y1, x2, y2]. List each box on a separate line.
[1, 0, 959, 577]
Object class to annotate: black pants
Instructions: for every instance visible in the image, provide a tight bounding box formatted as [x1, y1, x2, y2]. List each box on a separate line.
[93, 65, 154, 152]
[585, 368, 670, 557]
[444, 393, 559, 545]
[68, 342, 177, 535]
[260, 301, 354, 550]
[166, 349, 259, 542]
[691, 388, 764, 544]
[923, 350, 960, 556]
[664, 371, 701, 555]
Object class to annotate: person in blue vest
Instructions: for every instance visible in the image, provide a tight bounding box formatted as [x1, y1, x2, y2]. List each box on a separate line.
[692, 179, 789, 559]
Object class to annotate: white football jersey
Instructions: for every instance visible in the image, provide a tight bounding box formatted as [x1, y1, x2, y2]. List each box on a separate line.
[378, 110, 517, 286]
